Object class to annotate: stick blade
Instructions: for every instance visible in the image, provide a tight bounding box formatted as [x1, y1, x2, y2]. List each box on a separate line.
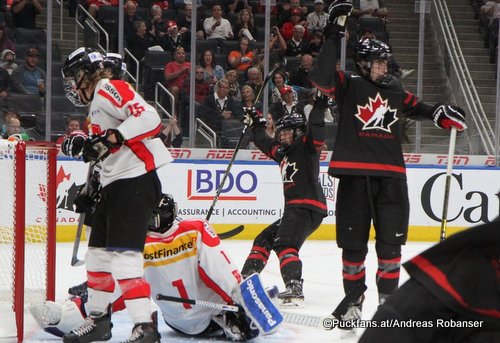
[71, 258, 85, 267]
[332, 283, 367, 319]
[218, 225, 245, 240]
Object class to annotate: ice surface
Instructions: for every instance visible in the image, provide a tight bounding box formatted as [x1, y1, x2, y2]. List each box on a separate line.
[19, 240, 433, 342]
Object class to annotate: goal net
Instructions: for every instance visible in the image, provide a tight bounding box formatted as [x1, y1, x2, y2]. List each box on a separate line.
[0, 140, 57, 342]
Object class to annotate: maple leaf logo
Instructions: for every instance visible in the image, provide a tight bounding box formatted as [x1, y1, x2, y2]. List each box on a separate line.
[355, 93, 398, 133]
[280, 156, 298, 183]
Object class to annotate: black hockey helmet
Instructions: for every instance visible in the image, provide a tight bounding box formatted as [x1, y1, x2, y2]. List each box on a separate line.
[149, 194, 178, 234]
[354, 38, 391, 80]
[62, 47, 104, 107]
[103, 52, 127, 80]
[276, 113, 306, 133]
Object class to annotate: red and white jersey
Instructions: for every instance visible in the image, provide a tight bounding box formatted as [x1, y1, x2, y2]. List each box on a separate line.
[143, 219, 242, 335]
[88, 78, 173, 186]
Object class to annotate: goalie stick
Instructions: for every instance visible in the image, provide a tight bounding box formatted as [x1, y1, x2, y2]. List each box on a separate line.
[157, 283, 367, 331]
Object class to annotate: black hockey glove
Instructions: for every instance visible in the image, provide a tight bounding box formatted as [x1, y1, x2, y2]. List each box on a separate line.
[61, 130, 88, 158]
[432, 104, 467, 131]
[82, 129, 124, 162]
[327, 0, 352, 28]
[73, 171, 101, 213]
[243, 107, 267, 129]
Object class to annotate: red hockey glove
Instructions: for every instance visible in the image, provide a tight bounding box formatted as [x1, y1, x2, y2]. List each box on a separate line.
[432, 104, 467, 131]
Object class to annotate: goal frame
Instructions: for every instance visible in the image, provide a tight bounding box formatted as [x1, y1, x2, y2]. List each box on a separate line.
[8, 141, 57, 342]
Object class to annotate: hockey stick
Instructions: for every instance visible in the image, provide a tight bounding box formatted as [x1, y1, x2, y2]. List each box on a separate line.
[70, 161, 96, 266]
[440, 127, 457, 242]
[205, 64, 281, 221]
[157, 283, 367, 331]
[71, 213, 86, 266]
[218, 225, 244, 240]
[156, 294, 240, 312]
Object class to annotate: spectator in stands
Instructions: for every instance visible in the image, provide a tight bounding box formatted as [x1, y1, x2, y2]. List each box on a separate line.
[2, 116, 31, 140]
[228, 0, 251, 14]
[177, 3, 204, 39]
[151, 0, 169, 9]
[352, 0, 388, 19]
[245, 66, 263, 97]
[269, 85, 304, 122]
[285, 24, 310, 57]
[130, 20, 158, 64]
[159, 115, 183, 147]
[0, 59, 11, 104]
[198, 78, 238, 146]
[183, 64, 210, 104]
[227, 36, 254, 71]
[55, 116, 82, 145]
[306, 0, 328, 33]
[481, 0, 500, 42]
[280, 8, 308, 42]
[0, 26, 15, 53]
[164, 46, 190, 111]
[86, 0, 118, 18]
[0, 110, 20, 136]
[163, 20, 189, 54]
[203, 3, 234, 40]
[278, 0, 308, 26]
[124, 1, 143, 40]
[225, 69, 241, 102]
[290, 53, 313, 90]
[148, 5, 167, 46]
[308, 30, 323, 57]
[269, 26, 287, 61]
[233, 8, 256, 41]
[270, 69, 297, 104]
[234, 84, 260, 119]
[199, 48, 224, 86]
[11, 0, 42, 29]
[269, 84, 304, 123]
[11, 47, 45, 97]
[0, 49, 17, 75]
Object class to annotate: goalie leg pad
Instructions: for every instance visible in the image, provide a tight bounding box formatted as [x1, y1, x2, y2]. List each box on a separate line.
[233, 273, 283, 334]
[30, 300, 86, 337]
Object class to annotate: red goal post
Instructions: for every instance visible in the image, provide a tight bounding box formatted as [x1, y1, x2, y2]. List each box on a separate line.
[0, 140, 57, 342]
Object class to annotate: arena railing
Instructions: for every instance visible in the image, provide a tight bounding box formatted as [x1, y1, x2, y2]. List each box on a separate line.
[432, 0, 495, 155]
[154, 82, 175, 119]
[75, 5, 109, 55]
[123, 48, 139, 91]
[196, 118, 217, 148]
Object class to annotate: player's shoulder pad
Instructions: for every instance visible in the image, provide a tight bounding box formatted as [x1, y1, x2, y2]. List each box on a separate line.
[97, 79, 135, 108]
[176, 219, 221, 247]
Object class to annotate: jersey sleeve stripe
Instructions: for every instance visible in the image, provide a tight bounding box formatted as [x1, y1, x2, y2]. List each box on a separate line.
[125, 140, 157, 171]
[198, 265, 234, 305]
[329, 161, 406, 174]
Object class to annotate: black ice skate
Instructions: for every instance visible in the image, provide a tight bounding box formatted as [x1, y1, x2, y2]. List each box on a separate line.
[62, 308, 112, 343]
[340, 294, 364, 339]
[121, 323, 161, 343]
[68, 281, 88, 298]
[278, 279, 304, 308]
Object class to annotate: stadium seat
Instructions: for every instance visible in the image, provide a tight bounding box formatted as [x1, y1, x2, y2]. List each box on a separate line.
[14, 28, 46, 44]
[8, 93, 43, 113]
[220, 118, 246, 148]
[358, 17, 385, 33]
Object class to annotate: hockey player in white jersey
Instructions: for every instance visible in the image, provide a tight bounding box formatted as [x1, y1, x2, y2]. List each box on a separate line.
[30, 194, 282, 341]
[60, 47, 173, 343]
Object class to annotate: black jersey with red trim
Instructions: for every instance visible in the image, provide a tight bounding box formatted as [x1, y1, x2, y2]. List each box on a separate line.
[404, 218, 500, 326]
[252, 101, 327, 216]
[311, 35, 436, 180]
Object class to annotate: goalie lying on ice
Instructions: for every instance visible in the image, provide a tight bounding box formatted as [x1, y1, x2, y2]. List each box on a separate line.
[30, 194, 282, 342]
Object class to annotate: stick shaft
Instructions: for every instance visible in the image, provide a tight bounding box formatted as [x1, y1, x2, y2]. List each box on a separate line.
[71, 213, 85, 266]
[440, 127, 457, 241]
[156, 294, 239, 312]
[205, 66, 279, 221]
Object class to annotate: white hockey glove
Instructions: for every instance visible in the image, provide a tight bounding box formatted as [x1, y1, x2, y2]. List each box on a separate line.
[82, 129, 124, 162]
[243, 107, 267, 129]
[432, 104, 467, 131]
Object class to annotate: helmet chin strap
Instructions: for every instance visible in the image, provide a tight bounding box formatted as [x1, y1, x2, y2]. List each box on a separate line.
[75, 74, 96, 104]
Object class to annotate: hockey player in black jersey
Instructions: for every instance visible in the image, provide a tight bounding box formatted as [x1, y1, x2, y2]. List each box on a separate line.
[240, 93, 328, 308]
[311, 0, 468, 337]
[359, 218, 500, 343]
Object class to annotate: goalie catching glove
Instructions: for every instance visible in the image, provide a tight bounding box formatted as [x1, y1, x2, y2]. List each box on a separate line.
[432, 104, 467, 131]
[243, 107, 267, 129]
[82, 129, 124, 162]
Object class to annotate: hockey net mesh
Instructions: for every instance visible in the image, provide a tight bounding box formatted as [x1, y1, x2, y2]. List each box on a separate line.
[0, 140, 55, 338]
